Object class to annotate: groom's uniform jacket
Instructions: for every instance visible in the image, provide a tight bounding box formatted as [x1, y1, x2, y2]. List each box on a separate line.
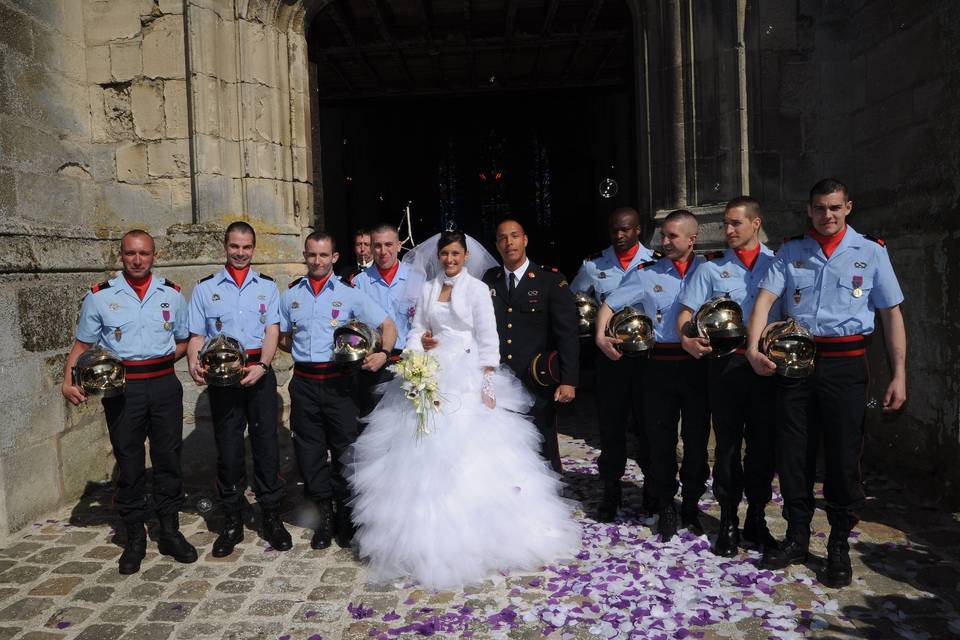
[483, 262, 580, 391]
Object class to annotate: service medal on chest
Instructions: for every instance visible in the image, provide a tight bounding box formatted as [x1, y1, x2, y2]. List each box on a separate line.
[656, 309, 663, 323]
[215, 317, 222, 331]
[114, 327, 122, 341]
[852, 275, 863, 298]
[654, 284, 663, 293]
[793, 288, 801, 304]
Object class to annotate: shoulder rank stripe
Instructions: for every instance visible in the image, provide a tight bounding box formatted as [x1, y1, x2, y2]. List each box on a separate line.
[651, 249, 665, 259]
[704, 250, 725, 261]
[162, 278, 181, 292]
[864, 233, 886, 247]
[637, 260, 658, 270]
[90, 280, 111, 294]
[288, 276, 303, 288]
[259, 273, 274, 281]
[197, 274, 215, 284]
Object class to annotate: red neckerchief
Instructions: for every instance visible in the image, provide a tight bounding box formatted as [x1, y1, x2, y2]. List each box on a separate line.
[672, 256, 694, 279]
[615, 243, 640, 270]
[123, 273, 152, 300]
[377, 261, 401, 285]
[734, 244, 762, 271]
[225, 264, 250, 288]
[308, 272, 332, 296]
[807, 225, 847, 259]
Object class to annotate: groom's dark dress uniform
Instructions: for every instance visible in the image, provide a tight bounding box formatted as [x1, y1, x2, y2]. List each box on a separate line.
[483, 262, 580, 473]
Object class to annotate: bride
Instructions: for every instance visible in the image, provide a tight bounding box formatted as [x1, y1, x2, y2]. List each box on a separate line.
[348, 230, 580, 590]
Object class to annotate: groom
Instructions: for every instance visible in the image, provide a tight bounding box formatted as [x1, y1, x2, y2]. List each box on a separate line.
[483, 218, 580, 473]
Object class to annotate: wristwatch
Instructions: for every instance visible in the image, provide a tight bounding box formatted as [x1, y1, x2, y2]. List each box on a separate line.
[256, 362, 271, 372]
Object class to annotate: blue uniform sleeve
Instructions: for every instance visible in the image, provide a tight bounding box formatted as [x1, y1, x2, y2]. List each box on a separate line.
[174, 292, 190, 341]
[75, 293, 101, 344]
[265, 283, 281, 326]
[279, 291, 292, 333]
[605, 269, 644, 311]
[759, 248, 789, 297]
[352, 289, 388, 327]
[188, 283, 207, 337]
[678, 263, 711, 312]
[569, 261, 593, 294]
[870, 246, 905, 309]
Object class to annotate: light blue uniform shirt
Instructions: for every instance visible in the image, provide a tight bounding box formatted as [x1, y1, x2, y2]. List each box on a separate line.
[759, 225, 904, 337]
[75, 273, 188, 359]
[605, 256, 703, 343]
[188, 267, 280, 351]
[570, 244, 656, 304]
[679, 245, 782, 324]
[350, 261, 417, 350]
[280, 274, 388, 363]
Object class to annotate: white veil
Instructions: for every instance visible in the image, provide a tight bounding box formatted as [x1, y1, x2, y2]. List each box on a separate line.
[401, 232, 500, 286]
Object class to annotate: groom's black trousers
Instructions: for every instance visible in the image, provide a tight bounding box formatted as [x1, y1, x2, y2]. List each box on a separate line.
[530, 394, 562, 474]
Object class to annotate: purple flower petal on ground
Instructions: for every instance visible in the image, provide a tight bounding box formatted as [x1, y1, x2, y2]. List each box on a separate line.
[383, 610, 401, 621]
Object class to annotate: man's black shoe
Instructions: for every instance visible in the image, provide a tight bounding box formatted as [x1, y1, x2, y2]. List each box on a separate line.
[156, 513, 198, 563]
[261, 506, 293, 551]
[821, 535, 853, 588]
[595, 481, 622, 522]
[658, 505, 678, 542]
[680, 500, 704, 536]
[760, 536, 808, 570]
[212, 509, 244, 558]
[334, 502, 355, 549]
[118, 522, 147, 575]
[311, 500, 334, 550]
[742, 505, 779, 550]
[711, 506, 739, 557]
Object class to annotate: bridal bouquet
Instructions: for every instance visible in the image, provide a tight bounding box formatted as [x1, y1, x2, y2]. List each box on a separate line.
[389, 349, 441, 438]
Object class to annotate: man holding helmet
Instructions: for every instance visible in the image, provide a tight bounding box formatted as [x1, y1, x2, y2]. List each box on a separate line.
[677, 196, 780, 557]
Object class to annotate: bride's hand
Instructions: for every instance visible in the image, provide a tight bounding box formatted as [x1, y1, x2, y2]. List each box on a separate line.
[481, 368, 495, 409]
[482, 392, 496, 409]
[421, 331, 438, 351]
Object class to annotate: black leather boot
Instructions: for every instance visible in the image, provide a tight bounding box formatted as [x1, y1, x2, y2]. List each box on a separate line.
[712, 504, 740, 557]
[310, 500, 334, 550]
[680, 498, 704, 535]
[595, 480, 622, 522]
[760, 524, 808, 570]
[261, 506, 293, 551]
[156, 513, 198, 563]
[822, 526, 853, 588]
[118, 522, 147, 575]
[658, 503, 678, 542]
[212, 509, 244, 558]
[742, 504, 779, 550]
[334, 502, 355, 549]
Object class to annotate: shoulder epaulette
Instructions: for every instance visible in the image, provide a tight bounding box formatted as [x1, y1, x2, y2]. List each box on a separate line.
[651, 249, 664, 260]
[288, 276, 303, 288]
[864, 233, 886, 247]
[90, 280, 111, 294]
[197, 273, 215, 284]
[346, 273, 358, 287]
[636, 259, 658, 270]
[259, 273, 274, 281]
[704, 250, 725, 261]
[784, 234, 805, 243]
[162, 278, 181, 292]
[587, 250, 603, 260]
[540, 264, 560, 273]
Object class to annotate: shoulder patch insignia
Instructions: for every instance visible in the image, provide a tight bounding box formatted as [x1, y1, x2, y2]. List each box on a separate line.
[162, 278, 181, 292]
[651, 249, 665, 260]
[637, 260, 658, 270]
[288, 276, 303, 289]
[259, 273, 274, 281]
[864, 233, 886, 247]
[704, 250, 725, 261]
[197, 273, 215, 284]
[90, 280, 111, 294]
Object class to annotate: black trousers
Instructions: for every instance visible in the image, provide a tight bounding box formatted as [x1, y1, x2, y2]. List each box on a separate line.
[356, 350, 401, 419]
[102, 374, 184, 524]
[289, 373, 358, 503]
[207, 369, 283, 509]
[642, 357, 710, 509]
[708, 354, 775, 508]
[595, 353, 649, 482]
[530, 394, 562, 474]
[775, 355, 867, 530]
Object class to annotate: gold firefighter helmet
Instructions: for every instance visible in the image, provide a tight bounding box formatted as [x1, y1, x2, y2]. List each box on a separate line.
[200, 334, 247, 386]
[760, 318, 816, 378]
[72, 346, 125, 397]
[574, 292, 598, 338]
[333, 320, 383, 363]
[606, 306, 656, 354]
[693, 295, 746, 358]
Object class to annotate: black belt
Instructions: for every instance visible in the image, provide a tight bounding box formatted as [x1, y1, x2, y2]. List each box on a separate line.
[293, 362, 347, 380]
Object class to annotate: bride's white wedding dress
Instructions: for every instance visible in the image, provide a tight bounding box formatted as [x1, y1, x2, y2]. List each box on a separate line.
[348, 269, 580, 590]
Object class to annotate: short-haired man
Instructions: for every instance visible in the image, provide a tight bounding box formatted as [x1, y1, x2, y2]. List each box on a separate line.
[280, 232, 397, 549]
[746, 179, 907, 587]
[571, 207, 659, 521]
[62, 230, 198, 574]
[483, 218, 580, 473]
[677, 197, 781, 556]
[595, 210, 710, 541]
[186, 221, 292, 557]
[351, 223, 418, 415]
[338, 229, 372, 283]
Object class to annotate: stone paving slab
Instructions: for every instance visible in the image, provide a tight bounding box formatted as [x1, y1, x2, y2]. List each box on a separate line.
[0, 432, 958, 639]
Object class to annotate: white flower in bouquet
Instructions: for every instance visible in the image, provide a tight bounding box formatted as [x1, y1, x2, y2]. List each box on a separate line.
[389, 350, 442, 438]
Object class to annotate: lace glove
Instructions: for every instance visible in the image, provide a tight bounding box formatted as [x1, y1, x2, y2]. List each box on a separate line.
[481, 370, 496, 409]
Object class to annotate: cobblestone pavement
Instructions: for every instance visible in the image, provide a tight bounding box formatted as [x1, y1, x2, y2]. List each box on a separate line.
[1, 422, 959, 639]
